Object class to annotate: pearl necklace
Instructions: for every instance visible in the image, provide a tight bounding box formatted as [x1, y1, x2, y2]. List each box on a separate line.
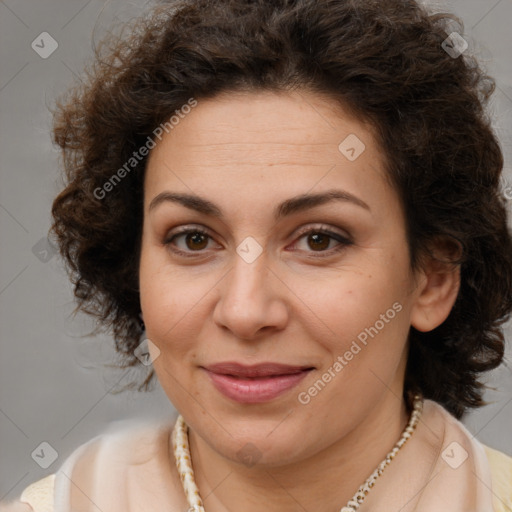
[171, 395, 423, 512]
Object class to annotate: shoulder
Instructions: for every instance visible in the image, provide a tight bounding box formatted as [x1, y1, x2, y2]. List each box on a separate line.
[482, 444, 512, 512]
[9, 474, 55, 512]
[420, 400, 511, 510]
[14, 416, 187, 512]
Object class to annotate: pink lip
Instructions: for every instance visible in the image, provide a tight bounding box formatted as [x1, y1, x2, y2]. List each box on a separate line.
[202, 362, 314, 404]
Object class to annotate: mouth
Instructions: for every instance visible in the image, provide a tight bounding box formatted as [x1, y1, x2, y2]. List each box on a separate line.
[201, 362, 314, 403]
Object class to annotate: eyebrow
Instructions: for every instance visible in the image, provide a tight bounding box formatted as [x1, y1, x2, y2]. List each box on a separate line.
[148, 189, 370, 220]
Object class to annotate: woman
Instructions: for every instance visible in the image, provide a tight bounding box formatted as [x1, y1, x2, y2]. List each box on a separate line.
[4, 0, 512, 510]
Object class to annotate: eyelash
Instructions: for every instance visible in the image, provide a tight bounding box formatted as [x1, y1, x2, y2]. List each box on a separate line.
[163, 224, 353, 259]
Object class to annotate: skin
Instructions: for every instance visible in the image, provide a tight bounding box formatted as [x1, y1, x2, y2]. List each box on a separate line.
[139, 89, 460, 511]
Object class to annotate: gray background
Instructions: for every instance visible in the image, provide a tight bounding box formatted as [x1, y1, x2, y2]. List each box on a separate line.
[1, 0, 511, 502]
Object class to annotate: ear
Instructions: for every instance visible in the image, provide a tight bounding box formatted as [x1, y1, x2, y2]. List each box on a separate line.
[410, 240, 462, 332]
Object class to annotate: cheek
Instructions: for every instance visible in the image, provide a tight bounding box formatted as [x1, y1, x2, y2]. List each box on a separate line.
[139, 244, 184, 345]
[303, 254, 412, 382]
[140, 275, 202, 347]
[305, 260, 409, 338]
[139, 257, 202, 400]
[139, 242, 217, 365]
[317, 285, 409, 370]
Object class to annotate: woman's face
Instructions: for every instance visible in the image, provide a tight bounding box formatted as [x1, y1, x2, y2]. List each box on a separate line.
[139, 90, 426, 466]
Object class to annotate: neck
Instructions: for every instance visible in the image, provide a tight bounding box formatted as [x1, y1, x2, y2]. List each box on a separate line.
[187, 393, 409, 512]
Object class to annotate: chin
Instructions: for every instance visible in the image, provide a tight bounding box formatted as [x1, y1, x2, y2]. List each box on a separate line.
[205, 420, 312, 469]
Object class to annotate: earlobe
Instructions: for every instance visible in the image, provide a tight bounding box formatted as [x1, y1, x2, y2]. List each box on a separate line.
[410, 255, 461, 333]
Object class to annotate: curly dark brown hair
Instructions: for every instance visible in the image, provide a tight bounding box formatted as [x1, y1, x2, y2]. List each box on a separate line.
[50, 0, 512, 419]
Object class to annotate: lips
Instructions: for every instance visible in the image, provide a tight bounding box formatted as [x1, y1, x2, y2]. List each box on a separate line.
[202, 362, 314, 403]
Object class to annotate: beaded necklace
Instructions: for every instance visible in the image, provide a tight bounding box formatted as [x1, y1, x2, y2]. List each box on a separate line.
[171, 395, 423, 512]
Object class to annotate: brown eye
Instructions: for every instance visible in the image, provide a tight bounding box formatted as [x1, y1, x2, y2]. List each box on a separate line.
[306, 233, 331, 251]
[184, 232, 209, 251]
[290, 225, 353, 258]
[164, 227, 217, 256]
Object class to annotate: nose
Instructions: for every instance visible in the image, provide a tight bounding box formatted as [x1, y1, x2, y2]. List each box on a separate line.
[212, 248, 289, 341]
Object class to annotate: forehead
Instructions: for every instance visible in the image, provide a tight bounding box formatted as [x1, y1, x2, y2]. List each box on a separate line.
[150, 90, 375, 151]
[144, 90, 392, 212]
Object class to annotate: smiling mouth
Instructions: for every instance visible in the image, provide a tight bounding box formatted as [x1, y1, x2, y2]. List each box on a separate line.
[201, 362, 314, 403]
[223, 373, 309, 380]
[203, 361, 315, 378]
